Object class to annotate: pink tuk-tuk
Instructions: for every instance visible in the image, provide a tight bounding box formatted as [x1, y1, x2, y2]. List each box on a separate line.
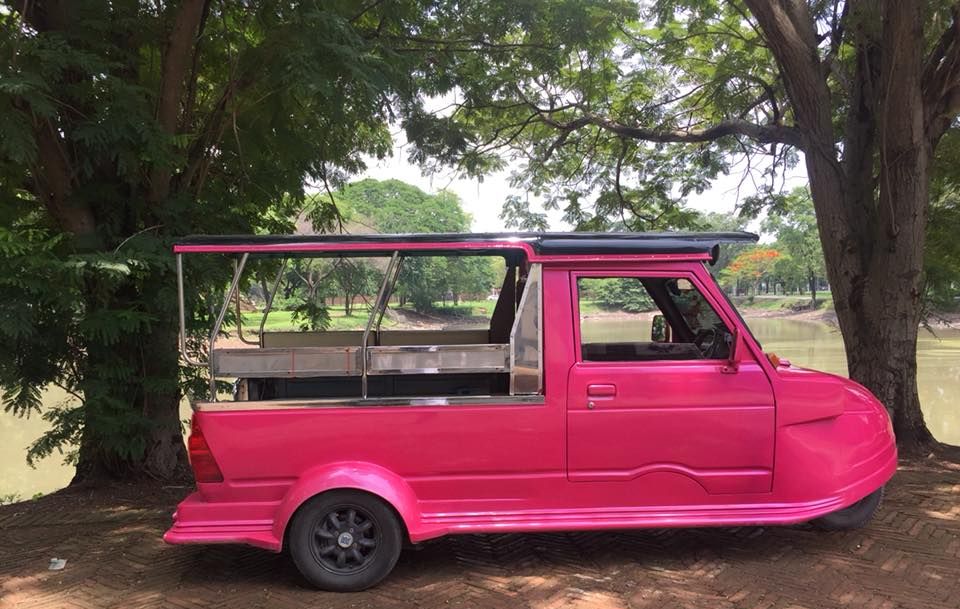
[165, 232, 896, 591]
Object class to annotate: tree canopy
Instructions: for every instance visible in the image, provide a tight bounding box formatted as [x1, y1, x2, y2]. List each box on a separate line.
[0, 0, 611, 479]
[335, 179, 498, 310]
[406, 0, 960, 452]
[722, 247, 782, 295]
[751, 188, 825, 305]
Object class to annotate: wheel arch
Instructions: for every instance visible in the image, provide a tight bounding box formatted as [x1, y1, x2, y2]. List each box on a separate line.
[273, 462, 421, 548]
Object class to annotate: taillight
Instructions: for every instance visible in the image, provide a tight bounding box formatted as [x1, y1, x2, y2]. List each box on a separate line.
[188, 413, 223, 483]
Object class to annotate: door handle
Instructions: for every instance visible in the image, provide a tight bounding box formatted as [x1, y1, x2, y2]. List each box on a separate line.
[587, 384, 617, 397]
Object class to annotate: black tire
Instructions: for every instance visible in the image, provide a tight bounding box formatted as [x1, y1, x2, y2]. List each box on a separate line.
[813, 487, 884, 531]
[288, 490, 403, 592]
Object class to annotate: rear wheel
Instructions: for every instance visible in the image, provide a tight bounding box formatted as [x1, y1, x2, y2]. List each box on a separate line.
[813, 487, 884, 530]
[289, 490, 403, 591]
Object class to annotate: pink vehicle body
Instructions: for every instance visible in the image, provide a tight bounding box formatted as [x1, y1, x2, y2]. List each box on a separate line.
[165, 233, 896, 556]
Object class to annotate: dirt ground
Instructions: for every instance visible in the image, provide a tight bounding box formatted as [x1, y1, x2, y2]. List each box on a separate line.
[1, 457, 958, 609]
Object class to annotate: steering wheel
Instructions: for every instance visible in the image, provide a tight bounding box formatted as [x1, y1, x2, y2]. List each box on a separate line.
[693, 327, 722, 358]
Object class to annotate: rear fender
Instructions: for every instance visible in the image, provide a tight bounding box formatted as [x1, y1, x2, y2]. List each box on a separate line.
[272, 461, 420, 546]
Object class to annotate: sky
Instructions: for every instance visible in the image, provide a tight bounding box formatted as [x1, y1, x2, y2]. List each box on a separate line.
[357, 131, 810, 234]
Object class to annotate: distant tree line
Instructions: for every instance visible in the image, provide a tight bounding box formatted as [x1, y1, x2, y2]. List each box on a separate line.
[268, 179, 500, 331]
[719, 188, 827, 307]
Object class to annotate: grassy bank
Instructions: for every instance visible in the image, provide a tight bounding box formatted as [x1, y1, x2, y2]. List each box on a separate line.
[733, 294, 834, 313]
[238, 308, 391, 332]
[235, 299, 499, 332]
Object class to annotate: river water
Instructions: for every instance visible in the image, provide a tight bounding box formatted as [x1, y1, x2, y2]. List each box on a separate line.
[2, 318, 959, 499]
[750, 318, 960, 445]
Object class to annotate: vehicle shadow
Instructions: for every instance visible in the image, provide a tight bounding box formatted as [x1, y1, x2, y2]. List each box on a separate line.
[2, 509, 918, 609]
[8, 467, 954, 609]
[170, 523, 830, 591]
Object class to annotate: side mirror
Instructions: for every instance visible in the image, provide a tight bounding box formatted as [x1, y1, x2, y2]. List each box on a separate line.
[722, 327, 743, 373]
[651, 314, 671, 343]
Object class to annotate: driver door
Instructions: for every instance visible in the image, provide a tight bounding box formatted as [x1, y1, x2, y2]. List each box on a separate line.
[566, 270, 775, 496]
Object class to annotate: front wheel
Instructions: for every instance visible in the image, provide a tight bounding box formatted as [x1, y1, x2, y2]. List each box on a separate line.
[813, 487, 884, 530]
[289, 490, 403, 591]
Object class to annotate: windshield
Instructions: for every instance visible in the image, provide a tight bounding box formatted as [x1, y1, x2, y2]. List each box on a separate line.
[704, 264, 762, 350]
[663, 278, 725, 334]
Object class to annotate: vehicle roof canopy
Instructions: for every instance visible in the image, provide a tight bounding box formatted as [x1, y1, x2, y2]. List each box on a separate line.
[173, 231, 758, 263]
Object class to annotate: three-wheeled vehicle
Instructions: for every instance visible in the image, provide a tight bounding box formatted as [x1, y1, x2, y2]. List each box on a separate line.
[165, 232, 896, 591]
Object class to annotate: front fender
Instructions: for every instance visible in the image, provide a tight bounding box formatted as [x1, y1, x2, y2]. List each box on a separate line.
[272, 461, 421, 546]
[772, 367, 897, 504]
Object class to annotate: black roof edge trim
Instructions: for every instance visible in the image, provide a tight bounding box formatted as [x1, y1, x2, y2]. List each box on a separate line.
[174, 231, 759, 259]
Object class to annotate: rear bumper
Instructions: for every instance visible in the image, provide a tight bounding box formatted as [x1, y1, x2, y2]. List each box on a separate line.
[163, 492, 282, 552]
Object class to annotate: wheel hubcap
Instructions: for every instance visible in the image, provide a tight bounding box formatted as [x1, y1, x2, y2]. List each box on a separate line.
[312, 506, 379, 574]
[337, 532, 354, 548]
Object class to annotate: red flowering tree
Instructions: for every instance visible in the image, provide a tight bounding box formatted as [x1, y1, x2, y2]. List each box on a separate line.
[724, 248, 783, 297]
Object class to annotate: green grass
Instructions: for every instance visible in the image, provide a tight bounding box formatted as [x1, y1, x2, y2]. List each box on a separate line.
[415, 299, 497, 318]
[578, 300, 603, 314]
[733, 294, 833, 311]
[237, 306, 395, 332]
[235, 300, 497, 333]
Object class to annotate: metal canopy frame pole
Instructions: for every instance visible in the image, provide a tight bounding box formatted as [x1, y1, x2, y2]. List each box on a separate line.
[362, 251, 400, 398]
[177, 253, 205, 367]
[258, 258, 288, 342]
[374, 255, 404, 335]
[235, 259, 259, 346]
[209, 253, 249, 400]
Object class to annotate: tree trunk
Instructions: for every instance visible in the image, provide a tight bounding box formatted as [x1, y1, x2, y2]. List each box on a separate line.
[853, 1, 932, 452]
[808, 272, 817, 307]
[73, 278, 190, 483]
[803, 1, 934, 453]
[844, 313, 931, 448]
[140, 320, 191, 479]
[258, 277, 270, 305]
[807, 141, 935, 454]
[744, 0, 941, 453]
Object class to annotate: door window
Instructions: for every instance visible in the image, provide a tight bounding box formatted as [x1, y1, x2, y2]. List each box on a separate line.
[577, 276, 731, 362]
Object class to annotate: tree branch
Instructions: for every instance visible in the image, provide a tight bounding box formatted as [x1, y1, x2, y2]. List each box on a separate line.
[31, 116, 96, 237]
[742, 0, 834, 146]
[822, 0, 849, 75]
[148, 0, 209, 205]
[537, 113, 803, 149]
[923, 3, 960, 146]
[179, 76, 250, 195]
[350, 0, 386, 23]
[842, 10, 881, 261]
[181, 0, 213, 132]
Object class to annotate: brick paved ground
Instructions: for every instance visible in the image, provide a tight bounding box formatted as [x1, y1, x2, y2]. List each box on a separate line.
[1, 458, 958, 609]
